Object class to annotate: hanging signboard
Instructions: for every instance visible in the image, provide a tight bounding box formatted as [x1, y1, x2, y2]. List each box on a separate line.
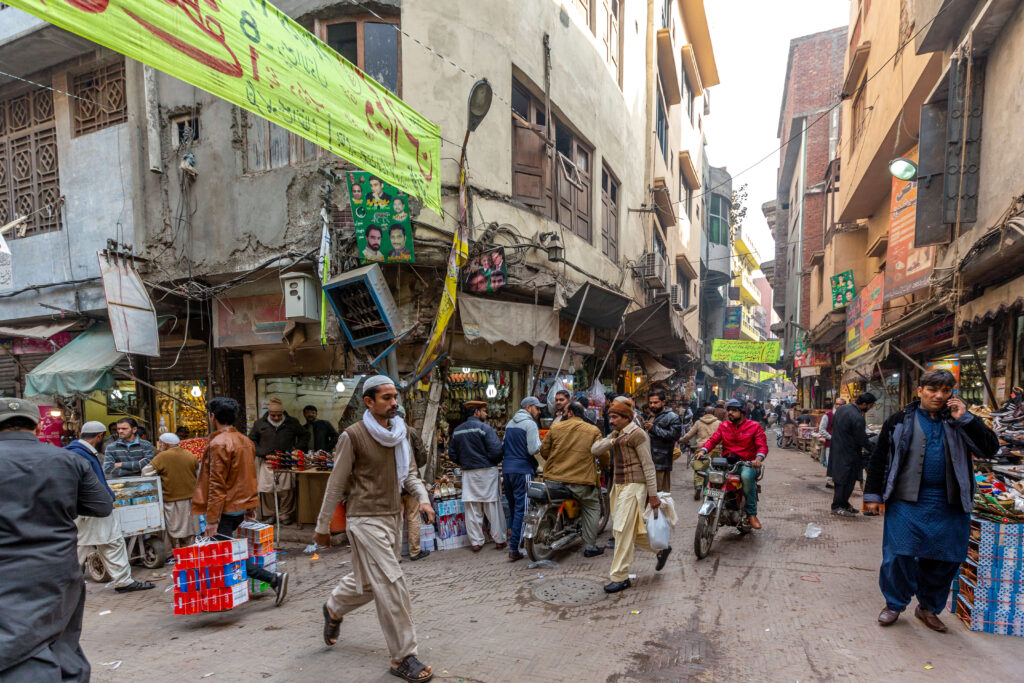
[98, 252, 160, 357]
[884, 146, 934, 302]
[723, 306, 742, 340]
[462, 248, 507, 293]
[7, 0, 442, 216]
[830, 269, 855, 308]
[845, 272, 884, 361]
[759, 370, 786, 382]
[710, 339, 780, 363]
[347, 172, 415, 264]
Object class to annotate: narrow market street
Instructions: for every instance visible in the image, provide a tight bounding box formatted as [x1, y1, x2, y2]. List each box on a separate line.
[80, 435, 1024, 682]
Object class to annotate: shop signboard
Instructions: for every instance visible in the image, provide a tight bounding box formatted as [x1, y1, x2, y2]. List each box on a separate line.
[845, 273, 884, 361]
[884, 146, 934, 302]
[347, 172, 415, 264]
[462, 248, 506, 293]
[710, 339, 780, 363]
[5, 0, 442, 216]
[830, 269, 855, 308]
[213, 294, 287, 347]
[900, 316, 954, 355]
[37, 406, 63, 447]
[723, 306, 742, 340]
[5, 332, 72, 355]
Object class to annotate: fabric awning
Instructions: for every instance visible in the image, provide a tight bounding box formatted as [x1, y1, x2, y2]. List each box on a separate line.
[459, 296, 560, 347]
[25, 324, 124, 396]
[840, 340, 890, 383]
[641, 354, 675, 382]
[959, 275, 1024, 327]
[0, 320, 75, 341]
[623, 302, 699, 362]
[561, 282, 632, 331]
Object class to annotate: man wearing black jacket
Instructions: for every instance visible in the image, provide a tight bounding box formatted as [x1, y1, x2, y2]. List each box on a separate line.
[645, 390, 682, 492]
[450, 400, 506, 551]
[302, 405, 340, 452]
[829, 393, 876, 515]
[865, 369, 998, 632]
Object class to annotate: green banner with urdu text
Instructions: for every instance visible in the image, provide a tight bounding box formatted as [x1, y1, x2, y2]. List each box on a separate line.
[6, 0, 441, 216]
[711, 339, 781, 363]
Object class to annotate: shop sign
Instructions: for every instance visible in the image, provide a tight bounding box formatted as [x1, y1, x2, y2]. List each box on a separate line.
[794, 348, 828, 368]
[36, 405, 62, 447]
[830, 269, 855, 309]
[884, 146, 934, 302]
[845, 272, 884, 361]
[462, 248, 506, 293]
[799, 366, 821, 377]
[710, 339, 781, 363]
[347, 172, 415, 264]
[0, 332, 72, 355]
[6, 0, 442, 217]
[213, 294, 287, 347]
[900, 316, 954, 355]
[723, 306, 742, 340]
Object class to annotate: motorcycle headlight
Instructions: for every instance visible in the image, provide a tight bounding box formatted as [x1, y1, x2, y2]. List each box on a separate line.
[708, 471, 725, 485]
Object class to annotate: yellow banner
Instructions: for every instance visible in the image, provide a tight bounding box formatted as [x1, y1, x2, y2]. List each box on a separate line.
[8, 0, 441, 216]
[711, 339, 780, 363]
[759, 370, 786, 382]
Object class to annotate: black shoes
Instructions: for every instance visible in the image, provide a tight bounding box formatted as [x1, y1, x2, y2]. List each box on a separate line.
[604, 579, 632, 593]
[583, 545, 606, 558]
[274, 572, 289, 606]
[508, 550, 524, 562]
[831, 507, 858, 517]
[115, 580, 154, 593]
[655, 546, 672, 571]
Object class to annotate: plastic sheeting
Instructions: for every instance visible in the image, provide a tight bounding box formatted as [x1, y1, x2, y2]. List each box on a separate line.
[459, 296, 560, 347]
[24, 324, 123, 397]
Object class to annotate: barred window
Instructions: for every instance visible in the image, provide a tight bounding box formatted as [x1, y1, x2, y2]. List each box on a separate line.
[72, 60, 128, 136]
[0, 86, 61, 238]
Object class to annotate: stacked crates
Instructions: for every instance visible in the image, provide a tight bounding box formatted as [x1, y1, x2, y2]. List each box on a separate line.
[237, 521, 276, 595]
[172, 538, 249, 614]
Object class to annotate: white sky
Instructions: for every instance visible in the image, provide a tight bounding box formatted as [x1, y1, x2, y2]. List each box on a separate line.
[703, 0, 851, 272]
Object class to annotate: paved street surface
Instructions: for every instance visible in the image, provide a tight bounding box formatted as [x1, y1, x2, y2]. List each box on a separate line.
[82, 439, 1024, 682]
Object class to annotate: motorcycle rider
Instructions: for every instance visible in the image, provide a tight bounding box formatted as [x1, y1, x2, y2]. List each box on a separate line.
[539, 402, 605, 558]
[696, 399, 768, 529]
[644, 390, 682, 493]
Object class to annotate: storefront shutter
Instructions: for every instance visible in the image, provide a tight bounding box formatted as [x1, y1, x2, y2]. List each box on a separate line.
[148, 344, 210, 383]
[915, 101, 950, 246]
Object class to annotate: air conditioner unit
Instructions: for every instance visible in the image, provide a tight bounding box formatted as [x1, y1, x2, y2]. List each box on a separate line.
[639, 252, 667, 289]
[669, 284, 685, 311]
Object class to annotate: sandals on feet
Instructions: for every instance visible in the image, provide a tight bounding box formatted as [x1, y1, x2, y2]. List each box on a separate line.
[389, 655, 433, 682]
[322, 603, 342, 646]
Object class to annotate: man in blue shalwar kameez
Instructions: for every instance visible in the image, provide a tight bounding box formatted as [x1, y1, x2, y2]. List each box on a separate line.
[864, 369, 999, 632]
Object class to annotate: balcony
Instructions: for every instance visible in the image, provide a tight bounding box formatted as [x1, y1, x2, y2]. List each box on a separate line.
[733, 268, 760, 307]
[740, 313, 760, 341]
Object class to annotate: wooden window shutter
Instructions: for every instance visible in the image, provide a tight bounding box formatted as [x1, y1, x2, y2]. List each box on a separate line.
[512, 115, 548, 210]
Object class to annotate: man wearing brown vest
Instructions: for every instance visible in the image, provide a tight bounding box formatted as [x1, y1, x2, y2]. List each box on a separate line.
[314, 376, 435, 683]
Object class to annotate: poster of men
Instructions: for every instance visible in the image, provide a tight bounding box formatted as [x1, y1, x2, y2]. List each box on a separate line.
[462, 247, 506, 293]
[347, 171, 416, 264]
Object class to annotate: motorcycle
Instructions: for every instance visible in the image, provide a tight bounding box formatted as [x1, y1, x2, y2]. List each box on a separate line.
[693, 455, 764, 559]
[523, 479, 609, 561]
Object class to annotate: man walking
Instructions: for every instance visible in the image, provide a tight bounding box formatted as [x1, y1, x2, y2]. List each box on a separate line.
[0, 398, 112, 681]
[829, 393, 876, 516]
[314, 376, 435, 682]
[644, 390, 682, 492]
[249, 397, 304, 524]
[450, 400, 506, 551]
[866, 370, 998, 631]
[103, 417, 155, 478]
[143, 433, 199, 547]
[540, 402, 605, 558]
[302, 404, 339, 453]
[194, 397, 289, 606]
[67, 423, 155, 594]
[502, 397, 543, 561]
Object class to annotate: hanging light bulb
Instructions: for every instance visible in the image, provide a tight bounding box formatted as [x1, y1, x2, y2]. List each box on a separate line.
[49, 409, 62, 418]
[335, 379, 345, 392]
[111, 388, 123, 400]
[485, 382, 497, 399]
[567, 363, 576, 375]
[190, 385, 203, 398]
[462, 367, 472, 374]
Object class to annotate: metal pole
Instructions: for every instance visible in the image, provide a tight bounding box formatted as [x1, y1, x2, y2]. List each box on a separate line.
[888, 343, 926, 372]
[965, 332, 998, 410]
[595, 323, 624, 381]
[530, 343, 550, 395]
[554, 283, 590, 380]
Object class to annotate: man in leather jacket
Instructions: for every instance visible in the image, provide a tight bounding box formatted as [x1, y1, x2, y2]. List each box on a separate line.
[644, 390, 682, 492]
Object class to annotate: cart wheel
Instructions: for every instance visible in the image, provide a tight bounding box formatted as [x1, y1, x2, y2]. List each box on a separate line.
[141, 536, 167, 569]
[84, 552, 111, 583]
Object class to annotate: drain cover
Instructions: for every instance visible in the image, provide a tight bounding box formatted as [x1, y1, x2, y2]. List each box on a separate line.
[531, 577, 607, 606]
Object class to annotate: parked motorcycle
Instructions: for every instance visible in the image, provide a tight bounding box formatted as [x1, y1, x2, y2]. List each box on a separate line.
[693, 456, 764, 559]
[523, 479, 609, 561]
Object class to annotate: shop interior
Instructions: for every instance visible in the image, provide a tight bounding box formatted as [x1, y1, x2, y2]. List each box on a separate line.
[256, 375, 367, 430]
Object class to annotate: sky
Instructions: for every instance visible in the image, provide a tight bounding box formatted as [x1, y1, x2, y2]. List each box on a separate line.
[703, 0, 851, 274]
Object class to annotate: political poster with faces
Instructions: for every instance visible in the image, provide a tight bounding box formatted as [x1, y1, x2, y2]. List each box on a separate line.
[347, 172, 416, 264]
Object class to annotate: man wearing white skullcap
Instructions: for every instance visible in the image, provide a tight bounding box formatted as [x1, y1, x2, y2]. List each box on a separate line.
[143, 433, 199, 547]
[314, 376, 435, 682]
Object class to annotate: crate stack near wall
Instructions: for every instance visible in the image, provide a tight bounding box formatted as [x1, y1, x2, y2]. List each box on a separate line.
[953, 518, 1024, 636]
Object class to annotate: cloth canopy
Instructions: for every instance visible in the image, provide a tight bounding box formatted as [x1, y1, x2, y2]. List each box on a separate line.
[623, 302, 699, 361]
[0, 320, 75, 341]
[459, 296, 560, 347]
[24, 324, 123, 397]
[560, 282, 632, 330]
[959, 275, 1024, 327]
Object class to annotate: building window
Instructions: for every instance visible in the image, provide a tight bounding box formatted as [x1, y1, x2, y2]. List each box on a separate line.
[681, 70, 694, 123]
[245, 115, 320, 172]
[816, 266, 824, 304]
[661, 0, 671, 28]
[170, 114, 199, 148]
[709, 193, 729, 245]
[72, 60, 128, 136]
[676, 266, 691, 307]
[656, 86, 668, 162]
[603, 0, 621, 76]
[0, 86, 61, 238]
[601, 164, 619, 262]
[555, 118, 592, 242]
[573, 0, 593, 31]
[323, 15, 401, 95]
[680, 170, 693, 222]
[851, 75, 867, 150]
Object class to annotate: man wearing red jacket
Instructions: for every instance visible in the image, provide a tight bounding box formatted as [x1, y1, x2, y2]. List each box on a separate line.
[697, 399, 768, 529]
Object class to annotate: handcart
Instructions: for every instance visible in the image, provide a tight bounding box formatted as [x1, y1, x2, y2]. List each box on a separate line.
[82, 475, 168, 582]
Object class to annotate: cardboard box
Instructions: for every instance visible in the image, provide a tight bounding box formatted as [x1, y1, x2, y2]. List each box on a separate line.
[173, 568, 202, 593]
[197, 538, 248, 567]
[238, 521, 274, 546]
[173, 592, 201, 615]
[200, 583, 249, 612]
[248, 540, 272, 556]
[251, 551, 277, 568]
[172, 545, 200, 570]
[201, 560, 247, 589]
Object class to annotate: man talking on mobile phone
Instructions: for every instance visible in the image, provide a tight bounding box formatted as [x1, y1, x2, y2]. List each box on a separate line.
[864, 369, 998, 632]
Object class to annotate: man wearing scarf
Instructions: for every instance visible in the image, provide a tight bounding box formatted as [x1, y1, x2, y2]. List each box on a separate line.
[314, 376, 435, 683]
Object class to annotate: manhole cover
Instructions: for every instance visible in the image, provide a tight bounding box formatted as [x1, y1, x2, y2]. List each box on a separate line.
[531, 577, 607, 606]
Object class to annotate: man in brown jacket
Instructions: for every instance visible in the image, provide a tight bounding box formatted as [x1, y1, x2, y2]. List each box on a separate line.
[539, 402, 605, 558]
[314, 376, 435, 683]
[192, 397, 289, 606]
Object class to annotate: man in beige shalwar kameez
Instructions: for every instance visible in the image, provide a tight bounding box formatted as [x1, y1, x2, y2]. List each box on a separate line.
[314, 376, 435, 682]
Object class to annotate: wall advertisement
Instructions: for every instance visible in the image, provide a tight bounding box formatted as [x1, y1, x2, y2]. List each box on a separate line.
[347, 172, 415, 264]
[845, 272, 884, 361]
[710, 339, 781, 363]
[884, 146, 934, 302]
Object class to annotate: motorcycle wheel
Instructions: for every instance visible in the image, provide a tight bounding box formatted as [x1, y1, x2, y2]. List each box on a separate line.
[597, 490, 610, 535]
[694, 514, 716, 559]
[525, 508, 559, 562]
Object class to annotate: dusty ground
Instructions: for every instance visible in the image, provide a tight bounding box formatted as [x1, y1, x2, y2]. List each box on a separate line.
[81, 440, 1024, 681]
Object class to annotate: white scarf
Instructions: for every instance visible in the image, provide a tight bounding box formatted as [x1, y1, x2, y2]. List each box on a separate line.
[361, 409, 411, 485]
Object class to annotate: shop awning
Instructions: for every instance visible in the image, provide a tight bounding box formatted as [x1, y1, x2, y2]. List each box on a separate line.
[459, 296, 560, 347]
[24, 324, 124, 397]
[561, 282, 632, 331]
[840, 340, 890, 384]
[0, 320, 75, 341]
[959, 275, 1024, 327]
[623, 302, 699, 362]
[641, 354, 675, 382]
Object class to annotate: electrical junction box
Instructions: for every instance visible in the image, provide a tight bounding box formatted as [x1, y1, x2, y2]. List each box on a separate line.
[280, 273, 320, 322]
[322, 263, 399, 347]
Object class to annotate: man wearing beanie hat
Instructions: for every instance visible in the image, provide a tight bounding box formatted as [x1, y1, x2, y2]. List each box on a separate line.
[249, 397, 304, 524]
[450, 399, 506, 551]
[143, 433, 199, 547]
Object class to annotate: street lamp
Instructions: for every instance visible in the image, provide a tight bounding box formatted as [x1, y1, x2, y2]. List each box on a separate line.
[467, 79, 493, 133]
[888, 157, 918, 181]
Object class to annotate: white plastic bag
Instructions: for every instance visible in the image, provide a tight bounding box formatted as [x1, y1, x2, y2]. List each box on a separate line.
[586, 379, 607, 408]
[645, 508, 671, 550]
